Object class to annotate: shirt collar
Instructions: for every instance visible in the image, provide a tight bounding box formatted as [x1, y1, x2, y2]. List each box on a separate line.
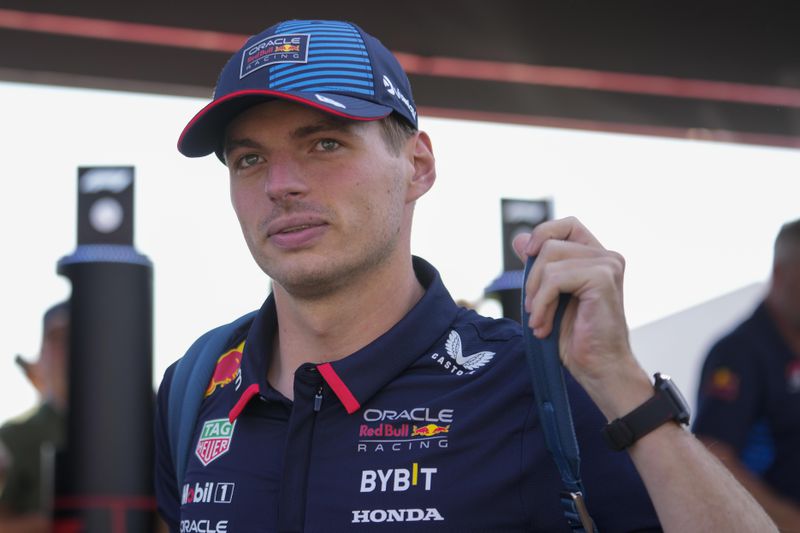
[228, 294, 279, 421]
[229, 257, 461, 420]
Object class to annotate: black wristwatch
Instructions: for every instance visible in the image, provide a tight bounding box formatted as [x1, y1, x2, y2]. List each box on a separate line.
[602, 373, 691, 451]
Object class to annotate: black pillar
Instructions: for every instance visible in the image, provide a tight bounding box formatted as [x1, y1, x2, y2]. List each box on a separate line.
[54, 167, 155, 533]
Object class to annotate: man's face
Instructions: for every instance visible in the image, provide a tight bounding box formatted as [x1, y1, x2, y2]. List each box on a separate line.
[224, 101, 421, 298]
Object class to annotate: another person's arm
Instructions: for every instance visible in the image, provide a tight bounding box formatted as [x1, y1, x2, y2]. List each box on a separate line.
[514, 216, 776, 532]
[693, 335, 800, 530]
[153, 365, 181, 532]
[699, 437, 800, 530]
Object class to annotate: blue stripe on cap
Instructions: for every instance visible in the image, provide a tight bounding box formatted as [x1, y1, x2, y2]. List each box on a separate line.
[268, 20, 372, 94]
[307, 36, 364, 44]
[290, 85, 375, 96]
[270, 53, 369, 73]
[277, 78, 375, 92]
[273, 70, 374, 86]
[271, 59, 371, 74]
[278, 21, 356, 31]
[271, 65, 373, 83]
[307, 52, 370, 59]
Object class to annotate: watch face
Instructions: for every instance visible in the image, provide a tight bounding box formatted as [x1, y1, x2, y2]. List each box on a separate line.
[655, 373, 691, 425]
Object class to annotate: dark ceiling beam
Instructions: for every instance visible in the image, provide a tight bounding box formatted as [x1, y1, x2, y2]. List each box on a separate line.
[1, 4, 799, 149]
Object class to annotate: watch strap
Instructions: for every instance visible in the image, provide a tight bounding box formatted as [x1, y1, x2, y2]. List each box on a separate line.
[602, 387, 678, 451]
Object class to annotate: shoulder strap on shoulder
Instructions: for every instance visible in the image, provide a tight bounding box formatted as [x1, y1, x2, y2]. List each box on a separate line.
[167, 310, 258, 488]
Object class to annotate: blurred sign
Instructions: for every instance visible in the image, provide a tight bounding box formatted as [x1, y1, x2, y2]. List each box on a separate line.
[77, 166, 134, 245]
[485, 198, 552, 321]
[501, 198, 551, 271]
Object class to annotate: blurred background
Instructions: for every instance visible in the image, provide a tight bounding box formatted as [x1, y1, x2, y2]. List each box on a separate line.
[0, 2, 798, 528]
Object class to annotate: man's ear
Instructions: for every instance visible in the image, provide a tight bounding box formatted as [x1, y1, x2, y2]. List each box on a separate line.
[406, 131, 436, 203]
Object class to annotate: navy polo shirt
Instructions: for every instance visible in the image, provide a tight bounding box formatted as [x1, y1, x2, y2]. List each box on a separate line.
[694, 302, 800, 505]
[155, 257, 659, 532]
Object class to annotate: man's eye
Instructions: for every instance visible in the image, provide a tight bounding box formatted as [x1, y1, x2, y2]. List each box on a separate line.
[317, 139, 340, 151]
[238, 154, 262, 168]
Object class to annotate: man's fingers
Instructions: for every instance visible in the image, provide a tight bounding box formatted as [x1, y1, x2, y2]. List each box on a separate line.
[523, 216, 603, 256]
[527, 256, 624, 337]
[523, 239, 611, 311]
[512, 233, 531, 263]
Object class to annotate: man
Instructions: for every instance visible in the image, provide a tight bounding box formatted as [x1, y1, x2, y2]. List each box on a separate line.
[0, 302, 68, 533]
[694, 218, 800, 531]
[155, 19, 774, 531]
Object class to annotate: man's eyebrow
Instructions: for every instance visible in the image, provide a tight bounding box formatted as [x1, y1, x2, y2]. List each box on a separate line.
[290, 117, 357, 139]
[223, 137, 263, 159]
[223, 117, 359, 159]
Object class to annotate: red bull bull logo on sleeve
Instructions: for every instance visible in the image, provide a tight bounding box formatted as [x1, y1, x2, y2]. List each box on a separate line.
[204, 341, 245, 398]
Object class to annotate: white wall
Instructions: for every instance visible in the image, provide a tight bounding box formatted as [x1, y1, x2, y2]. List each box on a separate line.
[1, 81, 798, 424]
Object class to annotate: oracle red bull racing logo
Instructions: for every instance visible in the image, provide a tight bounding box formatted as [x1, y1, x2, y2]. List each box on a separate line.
[204, 342, 244, 398]
[358, 408, 453, 453]
[240, 33, 310, 78]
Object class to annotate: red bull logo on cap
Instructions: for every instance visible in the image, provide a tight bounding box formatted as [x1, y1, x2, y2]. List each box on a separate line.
[204, 341, 245, 398]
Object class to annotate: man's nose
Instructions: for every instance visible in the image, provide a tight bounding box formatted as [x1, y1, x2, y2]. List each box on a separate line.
[264, 156, 309, 202]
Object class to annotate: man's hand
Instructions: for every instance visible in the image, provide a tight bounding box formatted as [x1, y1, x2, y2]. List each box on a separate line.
[513, 216, 777, 532]
[512, 216, 651, 419]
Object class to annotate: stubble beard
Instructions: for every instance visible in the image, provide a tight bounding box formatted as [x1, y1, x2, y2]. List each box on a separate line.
[249, 164, 409, 301]
[264, 224, 403, 301]
[256, 202, 406, 301]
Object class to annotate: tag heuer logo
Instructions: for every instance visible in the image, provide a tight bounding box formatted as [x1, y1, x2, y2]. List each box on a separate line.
[195, 418, 236, 466]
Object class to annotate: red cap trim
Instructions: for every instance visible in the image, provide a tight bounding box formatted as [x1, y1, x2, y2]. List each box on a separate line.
[177, 89, 389, 157]
[317, 363, 360, 414]
[228, 383, 259, 422]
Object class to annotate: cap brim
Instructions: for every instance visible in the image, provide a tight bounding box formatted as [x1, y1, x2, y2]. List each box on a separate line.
[177, 90, 394, 159]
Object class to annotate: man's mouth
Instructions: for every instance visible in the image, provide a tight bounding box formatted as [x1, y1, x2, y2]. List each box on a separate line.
[266, 215, 328, 237]
[266, 216, 329, 249]
[279, 224, 317, 234]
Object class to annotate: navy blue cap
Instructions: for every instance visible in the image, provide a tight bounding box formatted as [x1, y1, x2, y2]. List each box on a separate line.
[178, 19, 418, 158]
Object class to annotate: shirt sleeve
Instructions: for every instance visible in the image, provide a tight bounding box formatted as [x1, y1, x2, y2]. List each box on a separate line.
[692, 333, 761, 451]
[154, 363, 180, 532]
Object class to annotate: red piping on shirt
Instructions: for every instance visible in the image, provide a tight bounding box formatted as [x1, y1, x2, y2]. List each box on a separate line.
[229, 383, 259, 422]
[317, 363, 360, 414]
